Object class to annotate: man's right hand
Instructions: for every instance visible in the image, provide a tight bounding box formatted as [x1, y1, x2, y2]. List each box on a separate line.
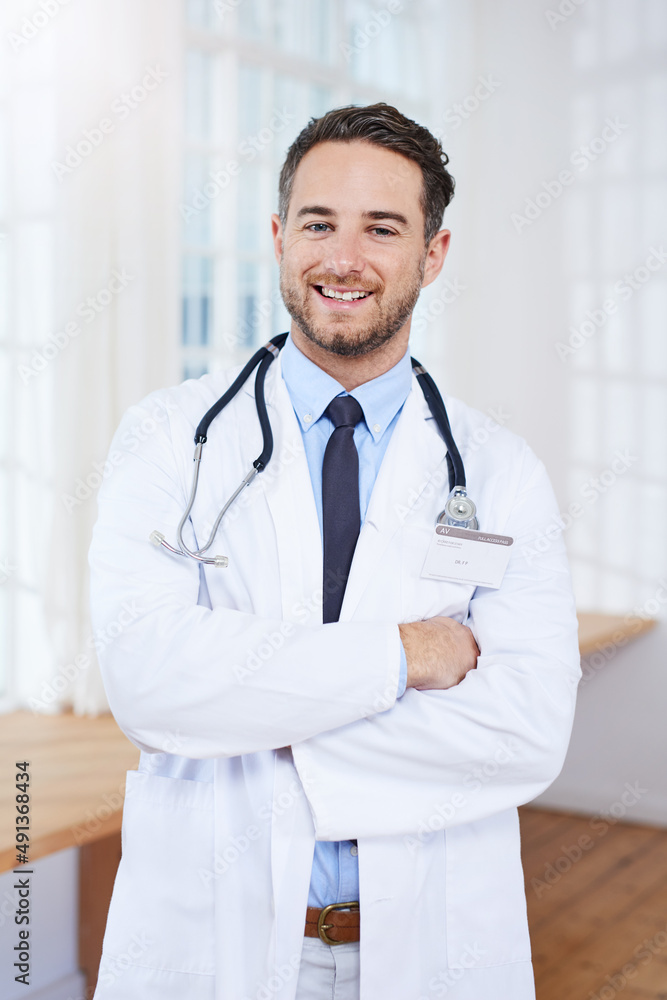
[398, 616, 479, 691]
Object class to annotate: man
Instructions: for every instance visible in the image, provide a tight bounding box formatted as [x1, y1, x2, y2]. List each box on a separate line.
[89, 103, 580, 1000]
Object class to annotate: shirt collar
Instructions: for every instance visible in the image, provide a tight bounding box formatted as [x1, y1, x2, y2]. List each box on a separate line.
[280, 333, 413, 443]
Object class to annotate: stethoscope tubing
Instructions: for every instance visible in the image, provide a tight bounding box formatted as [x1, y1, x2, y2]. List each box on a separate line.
[195, 334, 288, 446]
[409, 364, 465, 490]
[151, 332, 472, 565]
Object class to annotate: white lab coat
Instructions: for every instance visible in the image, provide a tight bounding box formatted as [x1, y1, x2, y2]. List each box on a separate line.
[89, 349, 581, 1000]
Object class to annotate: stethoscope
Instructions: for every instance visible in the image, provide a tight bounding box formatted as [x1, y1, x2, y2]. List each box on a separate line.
[149, 332, 478, 568]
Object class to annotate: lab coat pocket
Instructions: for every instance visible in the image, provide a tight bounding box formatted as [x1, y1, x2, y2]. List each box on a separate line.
[101, 770, 215, 977]
[401, 520, 475, 622]
[445, 809, 531, 969]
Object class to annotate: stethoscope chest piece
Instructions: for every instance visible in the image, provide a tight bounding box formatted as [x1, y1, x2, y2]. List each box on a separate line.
[437, 487, 479, 531]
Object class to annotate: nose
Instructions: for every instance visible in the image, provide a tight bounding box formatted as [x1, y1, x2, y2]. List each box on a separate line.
[320, 227, 367, 278]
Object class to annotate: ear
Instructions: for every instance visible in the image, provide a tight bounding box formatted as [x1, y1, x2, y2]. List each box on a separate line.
[421, 229, 451, 290]
[271, 214, 283, 264]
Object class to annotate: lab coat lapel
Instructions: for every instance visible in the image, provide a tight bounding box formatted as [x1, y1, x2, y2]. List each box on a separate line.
[239, 356, 449, 627]
[241, 352, 323, 626]
[340, 379, 448, 621]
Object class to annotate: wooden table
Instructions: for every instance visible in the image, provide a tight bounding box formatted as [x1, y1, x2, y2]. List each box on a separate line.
[0, 713, 139, 996]
[0, 610, 658, 994]
[577, 610, 656, 657]
[0, 712, 138, 872]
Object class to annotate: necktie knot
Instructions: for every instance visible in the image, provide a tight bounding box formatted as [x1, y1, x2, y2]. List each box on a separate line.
[326, 394, 364, 430]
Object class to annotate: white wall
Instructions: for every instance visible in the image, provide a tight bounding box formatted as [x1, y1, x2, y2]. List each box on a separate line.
[0, 848, 84, 999]
[537, 624, 667, 825]
[417, 0, 667, 823]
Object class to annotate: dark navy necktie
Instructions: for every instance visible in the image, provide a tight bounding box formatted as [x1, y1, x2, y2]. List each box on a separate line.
[322, 394, 365, 624]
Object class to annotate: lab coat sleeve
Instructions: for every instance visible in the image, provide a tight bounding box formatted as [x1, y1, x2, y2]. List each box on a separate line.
[290, 449, 582, 840]
[396, 644, 408, 698]
[88, 393, 402, 759]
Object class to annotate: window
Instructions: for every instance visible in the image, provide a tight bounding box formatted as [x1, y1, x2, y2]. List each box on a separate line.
[0, 37, 57, 709]
[0, 67, 8, 702]
[181, 0, 439, 378]
[565, 2, 667, 613]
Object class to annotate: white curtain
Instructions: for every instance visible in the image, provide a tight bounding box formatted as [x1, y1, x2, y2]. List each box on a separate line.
[5, 0, 183, 713]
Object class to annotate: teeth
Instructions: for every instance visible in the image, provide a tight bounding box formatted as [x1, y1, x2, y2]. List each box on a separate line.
[320, 287, 370, 300]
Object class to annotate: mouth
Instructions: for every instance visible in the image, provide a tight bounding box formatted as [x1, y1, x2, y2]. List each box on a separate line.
[311, 284, 375, 309]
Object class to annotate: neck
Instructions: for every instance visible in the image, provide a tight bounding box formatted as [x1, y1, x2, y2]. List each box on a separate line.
[289, 322, 411, 391]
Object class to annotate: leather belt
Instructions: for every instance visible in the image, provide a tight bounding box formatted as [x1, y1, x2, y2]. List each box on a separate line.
[304, 902, 360, 945]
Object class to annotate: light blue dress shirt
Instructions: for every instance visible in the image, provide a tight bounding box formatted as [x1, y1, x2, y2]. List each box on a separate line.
[280, 332, 411, 908]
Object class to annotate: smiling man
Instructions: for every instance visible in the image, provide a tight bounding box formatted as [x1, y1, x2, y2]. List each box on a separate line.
[89, 104, 580, 1000]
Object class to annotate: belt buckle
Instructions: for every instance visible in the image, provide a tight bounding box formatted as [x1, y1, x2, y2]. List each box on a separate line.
[316, 901, 359, 946]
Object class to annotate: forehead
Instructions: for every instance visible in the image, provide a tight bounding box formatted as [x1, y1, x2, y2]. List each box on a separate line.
[288, 140, 424, 220]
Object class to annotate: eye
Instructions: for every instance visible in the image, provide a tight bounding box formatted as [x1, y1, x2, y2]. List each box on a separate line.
[306, 223, 331, 233]
[370, 226, 394, 237]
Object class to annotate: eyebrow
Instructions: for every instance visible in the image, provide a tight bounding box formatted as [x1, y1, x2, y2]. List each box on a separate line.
[295, 205, 410, 227]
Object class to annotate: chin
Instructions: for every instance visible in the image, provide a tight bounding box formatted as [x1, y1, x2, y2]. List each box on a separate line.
[303, 324, 397, 358]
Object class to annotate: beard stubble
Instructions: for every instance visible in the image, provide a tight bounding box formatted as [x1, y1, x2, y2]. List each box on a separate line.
[279, 256, 426, 358]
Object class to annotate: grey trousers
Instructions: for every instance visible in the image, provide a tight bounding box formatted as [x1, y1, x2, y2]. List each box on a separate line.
[294, 937, 361, 999]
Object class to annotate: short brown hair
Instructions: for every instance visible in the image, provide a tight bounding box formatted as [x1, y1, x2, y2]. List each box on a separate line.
[278, 102, 455, 246]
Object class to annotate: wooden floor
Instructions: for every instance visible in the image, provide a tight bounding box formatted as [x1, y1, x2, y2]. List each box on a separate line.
[520, 806, 667, 1000]
[77, 807, 667, 999]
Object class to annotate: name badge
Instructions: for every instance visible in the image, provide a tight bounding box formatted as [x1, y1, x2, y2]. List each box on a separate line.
[421, 525, 514, 589]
